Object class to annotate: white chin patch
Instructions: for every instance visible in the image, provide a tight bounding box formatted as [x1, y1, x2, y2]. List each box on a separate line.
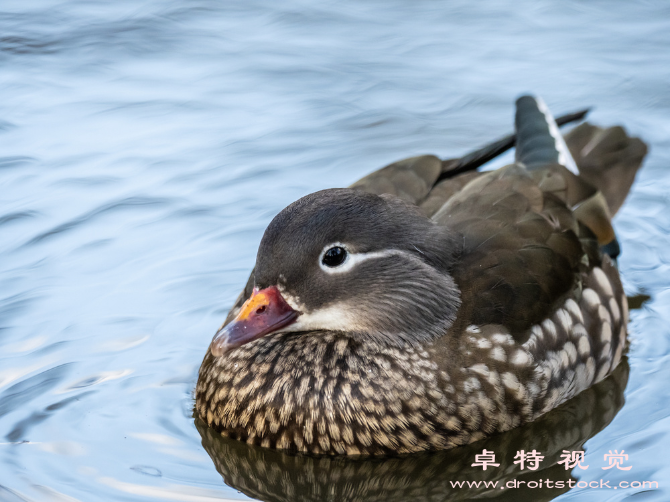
[278, 298, 360, 333]
[274, 288, 359, 333]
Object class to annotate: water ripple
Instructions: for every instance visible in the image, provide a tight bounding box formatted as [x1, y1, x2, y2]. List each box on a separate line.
[0, 1, 669, 501]
[23, 196, 174, 247]
[0, 364, 72, 420]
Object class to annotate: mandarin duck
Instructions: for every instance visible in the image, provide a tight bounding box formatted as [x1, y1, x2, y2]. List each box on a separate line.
[196, 96, 647, 456]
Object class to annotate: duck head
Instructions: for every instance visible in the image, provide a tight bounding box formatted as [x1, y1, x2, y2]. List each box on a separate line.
[210, 188, 461, 356]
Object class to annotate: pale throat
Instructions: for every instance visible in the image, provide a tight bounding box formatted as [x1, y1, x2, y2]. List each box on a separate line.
[274, 286, 366, 333]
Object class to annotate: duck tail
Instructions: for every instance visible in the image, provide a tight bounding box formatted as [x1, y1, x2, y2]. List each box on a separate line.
[515, 95, 648, 218]
[564, 122, 648, 216]
[514, 95, 580, 174]
[515, 95, 648, 261]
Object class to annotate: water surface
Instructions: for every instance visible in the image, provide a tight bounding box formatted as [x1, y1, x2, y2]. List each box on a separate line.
[1, 1, 669, 501]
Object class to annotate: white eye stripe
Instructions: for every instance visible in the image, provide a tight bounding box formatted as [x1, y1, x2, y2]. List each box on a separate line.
[318, 243, 398, 274]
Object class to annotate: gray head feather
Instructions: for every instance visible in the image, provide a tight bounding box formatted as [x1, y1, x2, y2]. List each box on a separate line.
[254, 188, 462, 347]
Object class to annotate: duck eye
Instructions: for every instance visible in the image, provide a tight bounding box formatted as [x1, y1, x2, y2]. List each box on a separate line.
[322, 246, 347, 267]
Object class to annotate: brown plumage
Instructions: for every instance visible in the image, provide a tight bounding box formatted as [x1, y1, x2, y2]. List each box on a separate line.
[196, 96, 647, 456]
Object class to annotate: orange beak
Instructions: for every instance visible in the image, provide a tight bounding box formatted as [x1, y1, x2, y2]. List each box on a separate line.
[210, 286, 298, 356]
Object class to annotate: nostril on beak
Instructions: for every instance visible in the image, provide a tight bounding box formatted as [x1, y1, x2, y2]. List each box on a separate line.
[256, 305, 266, 315]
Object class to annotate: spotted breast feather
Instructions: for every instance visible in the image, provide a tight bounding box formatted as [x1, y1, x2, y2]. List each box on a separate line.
[196, 95, 647, 455]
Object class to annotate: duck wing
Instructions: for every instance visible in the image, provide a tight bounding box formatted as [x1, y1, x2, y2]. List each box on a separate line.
[432, 96, 646, 337]
[429, 96, 647, 419]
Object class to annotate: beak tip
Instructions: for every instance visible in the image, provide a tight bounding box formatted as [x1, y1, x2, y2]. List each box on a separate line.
[210, 328, 232, 357]
[209, 286, 298, 357]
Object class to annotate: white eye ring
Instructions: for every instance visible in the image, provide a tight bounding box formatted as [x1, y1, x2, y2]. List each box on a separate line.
[319, 243, 351, 273]
[322, 245, 349, 267]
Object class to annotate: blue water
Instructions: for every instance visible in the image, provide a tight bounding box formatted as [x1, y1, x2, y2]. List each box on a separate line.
[1, 1, 669, 501]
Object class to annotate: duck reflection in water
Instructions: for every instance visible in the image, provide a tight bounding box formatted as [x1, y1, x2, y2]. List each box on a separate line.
[196, 360, 628, 502]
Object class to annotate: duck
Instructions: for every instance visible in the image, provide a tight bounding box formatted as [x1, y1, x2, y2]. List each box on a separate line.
[196, 95, 647, 456]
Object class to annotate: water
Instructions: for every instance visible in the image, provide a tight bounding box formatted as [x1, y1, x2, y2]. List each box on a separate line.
[1, 1, 669, 500]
